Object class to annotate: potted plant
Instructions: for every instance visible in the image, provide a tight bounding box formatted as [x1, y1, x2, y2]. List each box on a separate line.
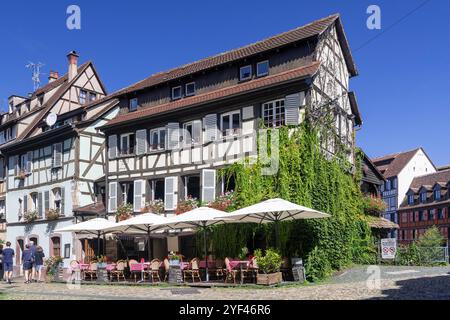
[23, 210, 39, 223]
[208, 191, 237, 212]
[15, 169, 27, 180]
[46, 208, 60, 221]
[116, 203, 133, 221]
[168, 251, 182, 266]
[175, 197, 198, 215]
[145, 199, 165, 214]
[254, 249, 283, 285]
[238, 247, 249, 261]
[45, 256, 63, 282]
[96, 255, 108, 268]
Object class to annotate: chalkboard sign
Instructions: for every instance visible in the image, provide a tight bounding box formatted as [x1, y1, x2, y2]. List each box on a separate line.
[291, 258, 305, 282]
[168, 266, 184, 284]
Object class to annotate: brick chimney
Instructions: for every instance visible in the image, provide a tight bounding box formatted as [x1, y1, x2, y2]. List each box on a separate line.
[67, 50, 79, 82]
[48, 70, 59, 83]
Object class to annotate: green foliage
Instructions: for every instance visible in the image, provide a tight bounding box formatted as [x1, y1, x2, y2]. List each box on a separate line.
[417, 226, 445, 247]
[304, 246, 333, 282]
[397, 226, 446, 266]
[254, 249, 283, 274]
[205, 124, 374, 281]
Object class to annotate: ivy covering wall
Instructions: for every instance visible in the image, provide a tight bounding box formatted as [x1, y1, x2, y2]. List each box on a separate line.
[206, 124, 376, 281]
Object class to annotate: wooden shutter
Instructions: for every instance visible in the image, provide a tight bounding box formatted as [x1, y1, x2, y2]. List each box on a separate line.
[52, 143, 62, 168]
[192, 120, 202, 144]
[108, 135, 118, 159]
[108, 182, 118, 213]
[201, 169, 216, 203]
[26, 151, 33, 173]
[166, 123, 180, 150]
[133, 180, 145, 212]
[38, 192, 43, 218]
[60, 187, 65, 216]
[0, 158, 4, 179]
[14, 155, 19, 175]
[285, 92, 305, 125]
[203, 114, 218, 142]
[44, 191, 50, 216]
[136, 130, 147, 156]
[23, 195, 28, 214]
[164, 177, 178, 211]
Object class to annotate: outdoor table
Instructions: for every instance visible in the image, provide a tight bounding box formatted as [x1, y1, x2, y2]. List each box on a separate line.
[130, 262, 150, 283]
[105, 264, 116, 271]
[229, 260, 250, 285]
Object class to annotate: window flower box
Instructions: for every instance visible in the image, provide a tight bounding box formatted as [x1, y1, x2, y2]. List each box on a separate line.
[15, 170, 28, 180]
[23, 210, 39, 223]
[46, 208, 61, 221]
[116, 203, 133, 221]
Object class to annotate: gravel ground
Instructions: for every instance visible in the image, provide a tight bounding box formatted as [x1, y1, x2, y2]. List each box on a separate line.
[1, 265, 450, 300]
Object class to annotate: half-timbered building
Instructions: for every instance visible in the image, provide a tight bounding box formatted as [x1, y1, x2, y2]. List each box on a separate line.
[1, 52, 119, 273]
[98, 14, 362, 257]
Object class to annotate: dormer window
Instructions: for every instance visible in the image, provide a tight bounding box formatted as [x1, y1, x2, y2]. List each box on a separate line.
[185, 82, 196, 97]
[257, 60, 269, 77]
[129, 98, 138, 112]
[420, 192, 427, 203]
[434, 189, 441, 200]
[408, 195, 414, 205]
[239, 65, 252, 81]
[172, 86, 182, 100]
[89, 92, 97, 102]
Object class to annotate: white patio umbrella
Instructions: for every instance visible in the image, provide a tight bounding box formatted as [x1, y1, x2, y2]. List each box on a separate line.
[102, 213, 169, 260]
[55, 218, 117, 256]
[218, 198, 331, 248]
[154, 207, 232, 281]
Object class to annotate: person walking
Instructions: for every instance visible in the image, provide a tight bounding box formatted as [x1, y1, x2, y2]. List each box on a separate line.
[2, 242, 14, 284]
[22, 244, 33, 284]
[33, 246, 45, 283]
[0, 244, 4, 282]
[29, 241, 37, 282]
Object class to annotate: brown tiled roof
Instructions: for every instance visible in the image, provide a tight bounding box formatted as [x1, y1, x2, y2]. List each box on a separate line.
[372, 148, 421, 178]
[438, 165, 450, 171]
[409, 169, 450, 189]
[103, 62, 320, 128]
[73, 202, 106, 215]
[110, 14, 353, 98]
[366, 216, 399, 230]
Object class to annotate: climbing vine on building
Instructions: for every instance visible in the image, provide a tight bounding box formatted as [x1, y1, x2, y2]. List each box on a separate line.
[207, 123, 376, 281]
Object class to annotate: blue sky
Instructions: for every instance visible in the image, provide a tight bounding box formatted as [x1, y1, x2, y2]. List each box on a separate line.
[0, 0, 448, 166]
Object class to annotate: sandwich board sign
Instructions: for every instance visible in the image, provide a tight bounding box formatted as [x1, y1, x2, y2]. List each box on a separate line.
[381, 238, 397, 260]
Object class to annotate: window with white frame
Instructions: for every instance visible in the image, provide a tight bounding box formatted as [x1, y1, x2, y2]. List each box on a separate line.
[183, 121, 201, 145]
[79, 90, 87, 105]
[256, 60, 269, 77]
[120, 133, 135, 155]
[149, 128, 166, 151]
[239, 65, 252, 81]
[120, 182, 134, 205]
[53, 188, 62, 210]
[221, 111, 241, 137]
[262, 99, 285, 128]
[89, 92, 97, 102]
[408, 195, 414, 205]
[31, 193, 38, 211]
[129, 98, 138, 112]
[185, 82, 196, 96]
[172, 86, 182, 100]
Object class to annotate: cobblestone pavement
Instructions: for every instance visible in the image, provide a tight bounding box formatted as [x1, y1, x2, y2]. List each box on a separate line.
[1, 266, 450, 300]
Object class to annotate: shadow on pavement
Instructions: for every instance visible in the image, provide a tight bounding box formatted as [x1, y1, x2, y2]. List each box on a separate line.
[370, 272, 450, 300]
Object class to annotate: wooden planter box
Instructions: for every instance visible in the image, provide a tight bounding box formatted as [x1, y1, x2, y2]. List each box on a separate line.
[256, 272, 282, 285]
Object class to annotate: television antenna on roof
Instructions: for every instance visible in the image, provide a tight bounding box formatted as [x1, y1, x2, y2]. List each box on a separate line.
[25, 62, 45, 91]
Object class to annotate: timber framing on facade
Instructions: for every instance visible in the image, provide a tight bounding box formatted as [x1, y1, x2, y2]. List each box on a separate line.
[96, 13, 361, 221]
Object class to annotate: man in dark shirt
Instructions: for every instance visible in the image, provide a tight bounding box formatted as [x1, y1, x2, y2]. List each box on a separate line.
[2, 242, 14, 284]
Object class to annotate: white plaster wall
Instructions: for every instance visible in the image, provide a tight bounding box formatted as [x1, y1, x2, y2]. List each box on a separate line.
[397, 149, 436, 205]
